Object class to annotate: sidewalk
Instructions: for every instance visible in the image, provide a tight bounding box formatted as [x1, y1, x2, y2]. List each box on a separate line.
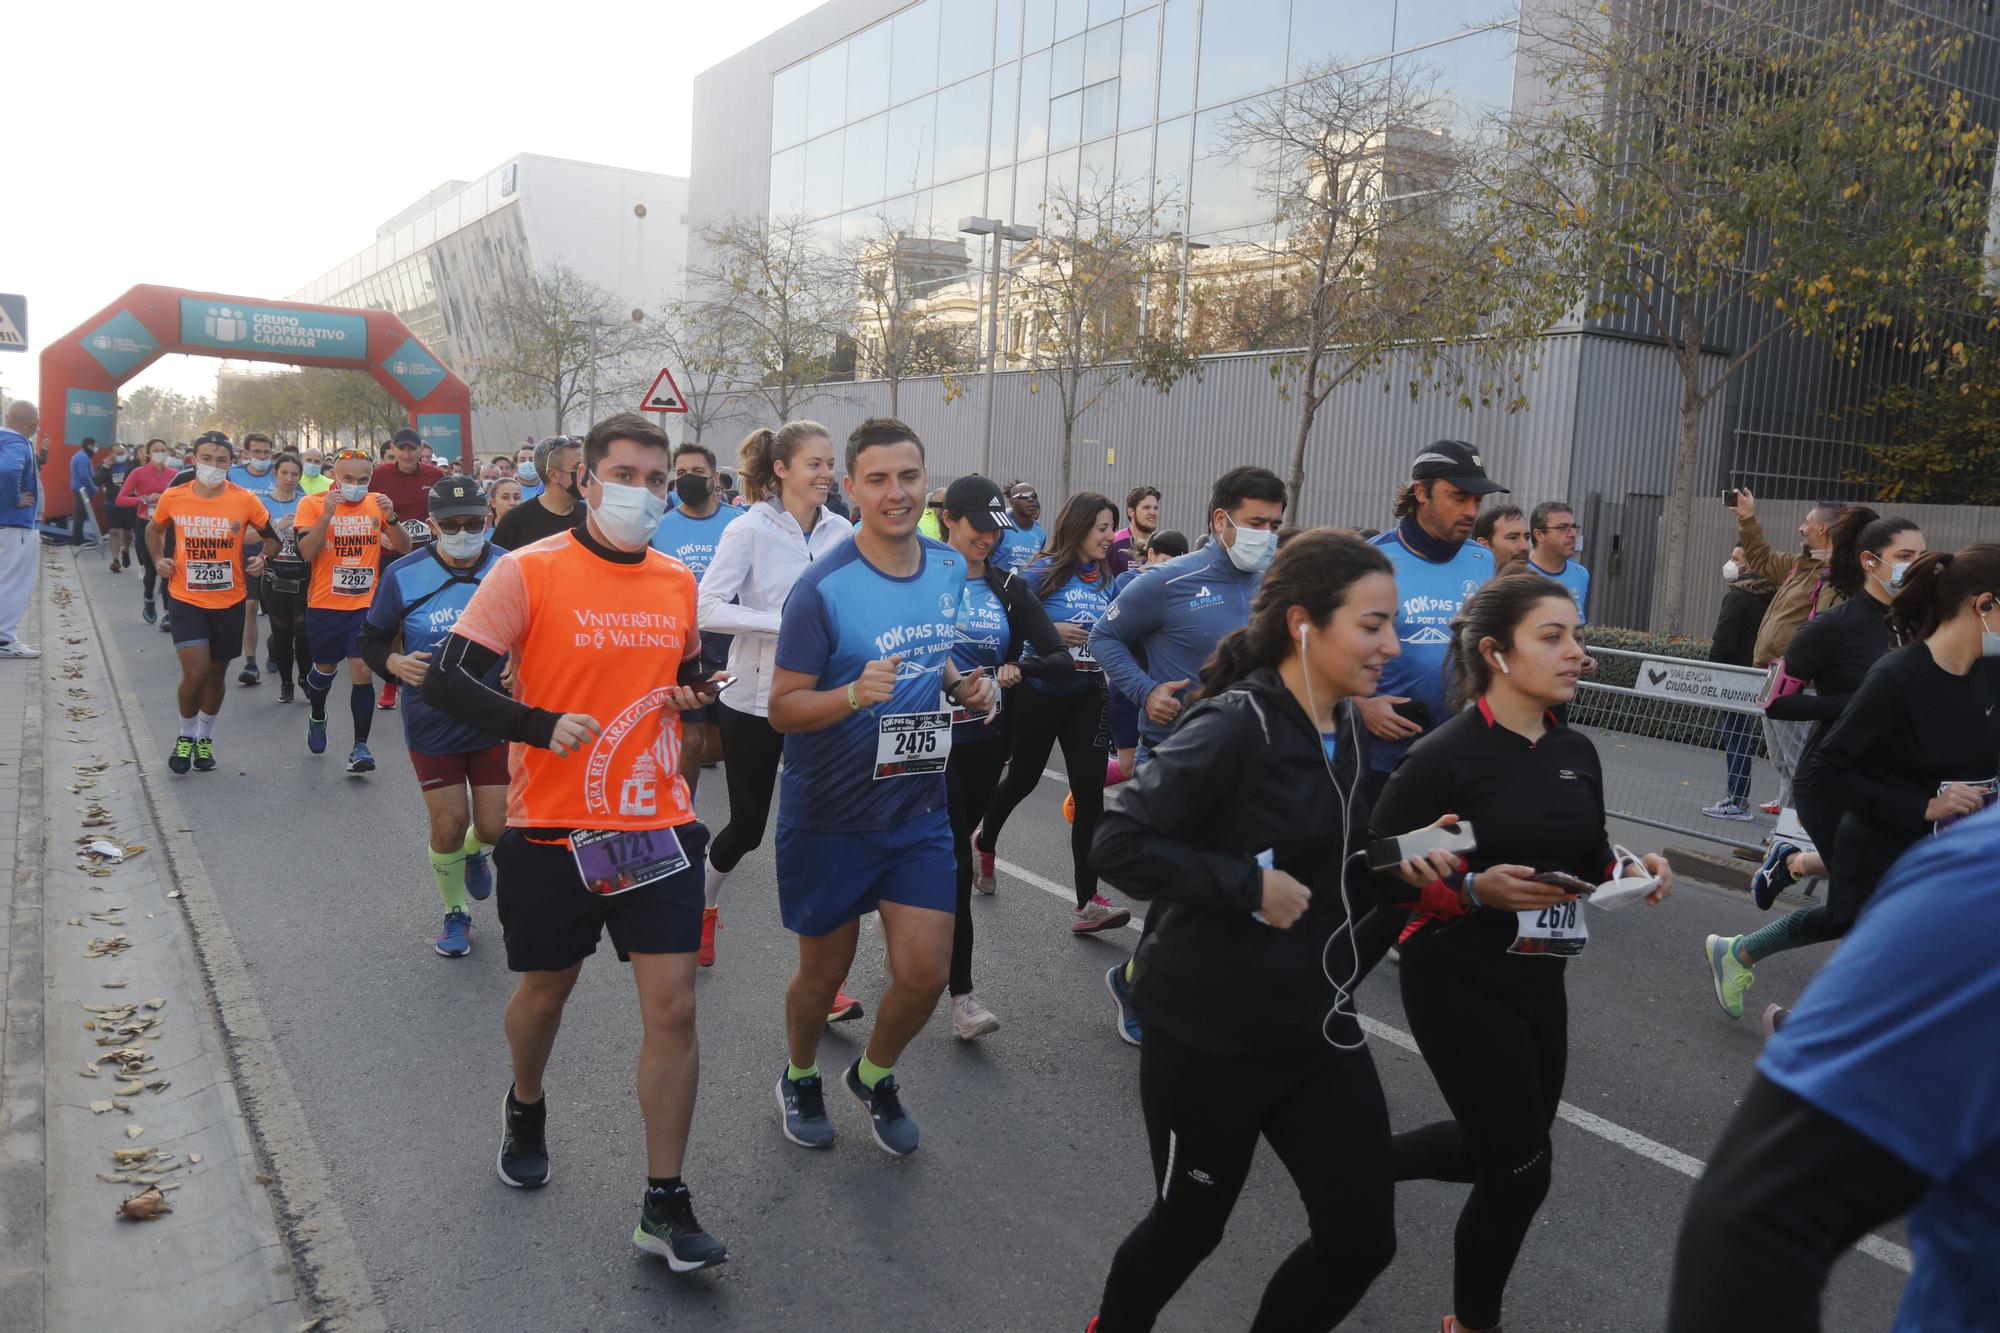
[0, 548, 322, 1330]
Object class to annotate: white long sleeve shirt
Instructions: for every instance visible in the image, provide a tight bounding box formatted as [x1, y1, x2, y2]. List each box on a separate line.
[697, 498, 853, 716]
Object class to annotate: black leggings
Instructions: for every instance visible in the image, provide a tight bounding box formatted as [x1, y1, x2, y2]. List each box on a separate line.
[1096, 1027, 1397, 1332]
[978, 682, 1107, 909]
[1393, 932, 1568, 1330]
[710, 703, 786, 875]
[261, 581, 311, 688]
[135, 535, 159, 602]
[946, 736, 1009, 996]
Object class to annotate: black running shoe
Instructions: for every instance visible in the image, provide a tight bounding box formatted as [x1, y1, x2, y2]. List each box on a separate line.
[192, 738, 217, 772]
[775, 1070, 835, 1149]
[1752, 840, 1799, 911]
[168, 737, 194, 775]
[497, 1087, 550, 1188]
[633, 1184, 728, 1272]
[276, 680, 295, 704]
[844, 1059, 920, 1157]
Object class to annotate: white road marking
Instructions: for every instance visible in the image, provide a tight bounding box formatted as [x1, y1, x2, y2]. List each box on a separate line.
[995, 859, 1916, 1276]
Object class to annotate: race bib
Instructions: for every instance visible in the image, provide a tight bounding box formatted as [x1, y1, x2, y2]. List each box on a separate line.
[401, 518, 434, 545]
[570, 826, 689, 896]
[949, 691, 1001, 726]
[1069, 642, 1100, 671]
[185, 561, 234, 592]
[332, 564, 376, 595]
[875, 709, 953, 779]
[1508, 900, 1589, 956]
[1934, 777, 2000, 836]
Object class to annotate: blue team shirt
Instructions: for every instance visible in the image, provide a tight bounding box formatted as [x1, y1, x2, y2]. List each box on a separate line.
[950, 573, 1011, 744]
[1367, 529, 1493, 773]
[652, 503, 746, 667]
[774, 537, 963, 832]
[993, 521, 1045, 574]
[517, 481, 544, 503]
[226, 463, 279, 499]
[365, 544, 507, 755]
[1090, 543, 1262, 751]
[1529, 557, 1591, 623]
[1021, 559, 1110, 695]
[263, 492, 302, 528]
[1759, 806, 2000, 1330]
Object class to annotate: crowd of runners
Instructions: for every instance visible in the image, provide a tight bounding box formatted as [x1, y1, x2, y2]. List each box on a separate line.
[29, 391, 1997, 1330]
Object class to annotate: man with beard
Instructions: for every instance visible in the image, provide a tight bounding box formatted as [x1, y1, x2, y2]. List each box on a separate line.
[1107, 485, 1161, 576]
[494, 436, 585, 551]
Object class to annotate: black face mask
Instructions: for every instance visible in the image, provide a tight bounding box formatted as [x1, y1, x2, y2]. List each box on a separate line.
[675, 474, 712, 508]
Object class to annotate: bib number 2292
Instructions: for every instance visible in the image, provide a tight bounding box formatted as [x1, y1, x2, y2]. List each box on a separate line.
[332, 565, 375, 595]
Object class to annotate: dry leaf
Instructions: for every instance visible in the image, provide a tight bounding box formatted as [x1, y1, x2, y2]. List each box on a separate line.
[97, 1172, 130, 1184]
[114, 1082, 142, 1097]
[143, 997, 165, 1011]
[117, 1186, 171, 1221]
[187, 1153, 203, 1164]
[124, 1124, 145, 1139]
[88, 1100, 113, 1114]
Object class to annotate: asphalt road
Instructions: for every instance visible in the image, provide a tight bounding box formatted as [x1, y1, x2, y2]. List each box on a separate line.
[80, 555, 1909, 1333]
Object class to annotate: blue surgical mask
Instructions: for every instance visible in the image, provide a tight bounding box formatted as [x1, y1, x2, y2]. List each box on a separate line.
[587, 474, 667, 551]
[303, 463, 322, 477]
[1983, 611, 2000, 659]
[338, 482, 368, 504]
[517, 463, 538, 485]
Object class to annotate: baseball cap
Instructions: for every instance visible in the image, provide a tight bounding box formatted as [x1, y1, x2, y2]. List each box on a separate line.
[391, 427, 422, 447]
[944, 475, 1017, 532]
[1410, 440, 1508, 496]
[192, 429, 232, 448]
[428, 476, 488, 520]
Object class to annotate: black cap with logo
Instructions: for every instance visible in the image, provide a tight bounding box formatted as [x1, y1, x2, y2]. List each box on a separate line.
[391, 427, 423, 447]
[1410, 439, 1508, 496]
[428, 475, 489, 520]
[192, 429, 233, 449]
[943, 475, 1018, 532]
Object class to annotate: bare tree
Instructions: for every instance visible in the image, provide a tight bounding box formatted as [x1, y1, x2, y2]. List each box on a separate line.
[473, 263, 640, 433]
[645, 296, 753, 444]
[683, 214, 849, 425]
[845, 214, 978, 416]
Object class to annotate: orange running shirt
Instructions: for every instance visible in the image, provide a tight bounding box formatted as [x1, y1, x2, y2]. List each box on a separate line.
[452, 532, 700, 832]
[294, 490, 393, 610]
[148, 482, 271, 610]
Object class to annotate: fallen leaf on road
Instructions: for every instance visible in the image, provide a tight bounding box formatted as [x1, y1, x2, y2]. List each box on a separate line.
[88, 1100, 114, 1114]
[144, 997, 165, 1011]
[117, 1186, 171, 1221]
[124, 1124, 144, 1139]
[111, 1146, 152, 1162]
[114, 1082, 143, 1097]
[97, 1172, 130, 1184]
[100, 980, 126, 989]
[187, 1153, 203, 1164]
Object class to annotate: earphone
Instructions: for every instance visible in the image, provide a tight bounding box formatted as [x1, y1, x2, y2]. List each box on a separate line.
[1495, 651, 1510, 675]
[1296, 618, 1367, 1053]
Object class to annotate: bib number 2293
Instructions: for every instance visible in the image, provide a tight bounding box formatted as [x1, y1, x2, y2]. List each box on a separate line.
[1508, 900, 1588, 957]
[875, 710, 952, 779]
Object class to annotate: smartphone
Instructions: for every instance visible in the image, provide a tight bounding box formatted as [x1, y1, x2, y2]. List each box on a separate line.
[1722, 489, 1739, 508]
[1366, 820, 1476, 872]
[1391, 698, 1433, 729]
[1533, 870, 1595, 896]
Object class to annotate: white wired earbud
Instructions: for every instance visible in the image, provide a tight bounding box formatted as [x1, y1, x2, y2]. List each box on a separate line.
[1299, 624, 1366, 1054]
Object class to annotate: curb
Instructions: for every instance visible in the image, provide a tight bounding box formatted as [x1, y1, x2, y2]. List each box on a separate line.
[0, 566, 47, 1329]
[71, 555, 384, 1332]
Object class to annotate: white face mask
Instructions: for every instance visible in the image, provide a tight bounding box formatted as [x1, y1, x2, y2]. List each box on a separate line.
[1224, 517, 1276, 574]
[338, 482, 369, 504]
[1722, 560, 1741, 582]
[588, 474, 667, 551]
[149, 452, 167, 466]
[245, 457, 272, 474]
[436, 528, 487, 561]
[1869, 559, 1910, 592]
[194, 463, 228, 488]
[1983, 611, 2000, 660]
[517, 463, 539, 485]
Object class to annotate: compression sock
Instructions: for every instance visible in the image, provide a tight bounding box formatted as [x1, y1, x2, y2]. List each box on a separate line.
[1734, 910, 1822, 966]
[429, 845, 469, 912]
[350, 683, 374, 743]
[462, 827, 490, 858]
[857, 1056, 894, 1090]
[704, 865, 730, 909]
[193, 711, 216, 741]
[178, 714, 198, 740]
[304, 666, 334, 716]
[786, 1062, 819, 1082]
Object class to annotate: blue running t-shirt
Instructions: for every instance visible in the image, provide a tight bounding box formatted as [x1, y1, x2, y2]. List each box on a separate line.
[226, 463, 279, 501]
[367, 544, 507, 755]
[1021, 558, 1110, 695]
[1367, 529, 1493, 773]
[993, 521, 1045, 574]
[1529, 557, 1592, 623]
[775, 537, 963, 832]
[950, 573, 1010, 744]
[652, 503, 745, 667]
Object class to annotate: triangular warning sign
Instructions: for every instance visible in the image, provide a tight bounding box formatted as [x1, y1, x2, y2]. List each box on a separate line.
[0, 298, 25, 352]
[639, 366, 688, 413]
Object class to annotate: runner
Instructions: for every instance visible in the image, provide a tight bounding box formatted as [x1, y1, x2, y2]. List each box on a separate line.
[492, 436, 584, 550]
[1525, 500, 1590, 620]
[1107, 484, 1161, 576]
[360, 477, 508, 959]
[368, 427, 446, 710]
[422, 411, 730, 1270]
[297, 448, 333, 495]
[694, 421, 851, 978]
[767, 417, 997, 1157]
[936, 474, 1072, 1039]
[975, 490, 1128, 934]
[1470, 504, 1527, 567]
[489, 477, 524, 526]
[916, 486, 947, 540]
[117, 439, 181, 628]
[1705, 541, 2000, 1027]
[1089, 465, 1285, 1043]
[649, 441, 744, 803]
[146, 431, 284, 774]
[1368, 574, 1673, 1333]
[1088, 530, 1459, 1333]
[295, 449, 413, 773]
[259, 453, 312, 703]
[1104, 529, 1189, 783]
[227, 432, 280, 687]
[514, 443, 543, 502]
[991, 481, 1046, 573]
[96, 442, 137, 572]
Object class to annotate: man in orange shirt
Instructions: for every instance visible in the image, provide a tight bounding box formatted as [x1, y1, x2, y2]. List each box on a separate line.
[146, 431, 284, 773]
[423, 412, 731, 1272]
[296, 448, 412, 773]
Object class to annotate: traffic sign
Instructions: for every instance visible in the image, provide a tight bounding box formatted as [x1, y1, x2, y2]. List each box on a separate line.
[639, 366, 688, 413]
[0, 294, 26, 352]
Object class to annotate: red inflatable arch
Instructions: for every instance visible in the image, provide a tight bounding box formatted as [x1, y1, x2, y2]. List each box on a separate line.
[34, 284, 473, 519]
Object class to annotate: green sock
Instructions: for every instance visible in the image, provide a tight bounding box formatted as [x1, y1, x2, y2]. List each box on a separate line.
[786, 1062, 819, 1082]
[462, 828, 490, 859]
[857, 1056, 893, 1090]
[1124, 959, 1135, 985]
[429, 845, 469, 913]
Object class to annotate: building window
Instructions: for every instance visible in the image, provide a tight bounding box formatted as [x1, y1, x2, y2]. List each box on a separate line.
[848, 21, 893, 121]
[1197, 0, 1289, 108]
[893, 0, 943, 103]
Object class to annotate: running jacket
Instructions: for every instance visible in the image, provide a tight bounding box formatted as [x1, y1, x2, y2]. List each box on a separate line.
[697, 497, 852, 717]
[0, 431, 37, 529]
[1089, 541, 1262, 752]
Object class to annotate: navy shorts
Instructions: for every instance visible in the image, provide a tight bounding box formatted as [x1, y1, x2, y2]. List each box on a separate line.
[169, 600, 246, 661]
[1109, 687, 1140, 750]
[305, 607, 369, 664]
[776, 811, 955, 937]
[492, 821, 711, 972]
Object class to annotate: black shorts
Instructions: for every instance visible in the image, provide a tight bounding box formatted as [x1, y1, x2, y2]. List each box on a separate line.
[105, 504, 136, 532]
[169, 600, 247, 661]
[492, 821, 711, 972]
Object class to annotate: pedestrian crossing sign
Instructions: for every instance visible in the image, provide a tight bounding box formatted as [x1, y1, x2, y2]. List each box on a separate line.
[0, 294, 26, 352]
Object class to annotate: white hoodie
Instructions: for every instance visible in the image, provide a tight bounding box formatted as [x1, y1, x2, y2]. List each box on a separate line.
[698, 497, 853, 717]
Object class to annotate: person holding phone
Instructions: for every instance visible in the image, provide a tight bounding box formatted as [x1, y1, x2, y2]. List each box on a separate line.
[1369, 574, 1672, 1333]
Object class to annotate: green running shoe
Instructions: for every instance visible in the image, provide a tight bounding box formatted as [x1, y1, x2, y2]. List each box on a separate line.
[1706, 933, 1756, 1019]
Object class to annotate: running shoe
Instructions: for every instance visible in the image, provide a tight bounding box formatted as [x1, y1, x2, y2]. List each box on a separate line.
[632, 1183, 728, 1272]
[464, 849, 494, 902]
[1701, 797, 1755, 822]
[1063, 791, 1076, 824]
[346, 742, 376, 775]
[496, 1086, 550, 1188]
[827, 990, 864, 1024]
[775, 1070, 835, 1149]
[844, 1059, 920, 1157]
[265, 656, 279, 674]
[192, 738, 216, 772]
[1105, 962, 1141, 1046]
[238, 661, 260, 686]
[378, 681, 399, 710]
[0, 641, 40, 659]
[306, 712, 327, 755]
[1758, 798, 1782, 815]
[142, 600, 156, 625]
[275, 680, 295, 704]
[435, 910, 472, 958]
[1072, 895, 1132, 934]
[951, 993, 1000, 1041]
[1752, 840, 1800, 911]
[972, 831, 996, 896]
[159, 616, 173, 634]
[1705, 934, 1756, 1019]
[168, 736, 194, 775]
[1760, 1003, 1790, 1037]
[697, 906, 720, 968]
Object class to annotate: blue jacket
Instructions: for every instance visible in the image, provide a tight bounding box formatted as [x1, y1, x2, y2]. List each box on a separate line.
[70, 449, 99, 497]
[0, 430, 38, 529]
[1089, 542, 1262, 751]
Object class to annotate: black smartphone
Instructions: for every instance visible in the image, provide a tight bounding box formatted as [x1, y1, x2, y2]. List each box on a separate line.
[1392, 698, 1433, 729]
[1722, 489, 1739, 508]
[1533, 870, 1595, 896]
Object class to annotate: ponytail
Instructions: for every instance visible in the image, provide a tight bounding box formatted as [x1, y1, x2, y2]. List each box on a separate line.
[1445, 574, 1573, 710]
[1195, 529, 1392, 700]
[1822, 505, 1880, 597]
[737, 420, 829, 500]
[1888, 542, 2000, 643]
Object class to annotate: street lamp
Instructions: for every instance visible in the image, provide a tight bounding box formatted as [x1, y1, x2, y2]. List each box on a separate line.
[959, 216, 1038, 480]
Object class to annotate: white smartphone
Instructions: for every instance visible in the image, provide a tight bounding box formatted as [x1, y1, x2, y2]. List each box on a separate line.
[1365, 820, 1477, 872]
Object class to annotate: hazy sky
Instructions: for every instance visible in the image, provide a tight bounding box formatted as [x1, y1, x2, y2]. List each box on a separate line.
[0, 0, 819, 405]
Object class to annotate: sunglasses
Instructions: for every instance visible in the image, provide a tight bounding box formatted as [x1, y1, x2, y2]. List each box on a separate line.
[927, 501, 946, 511]
[335, 448, 372, 462]
[435, 517, 486, 535]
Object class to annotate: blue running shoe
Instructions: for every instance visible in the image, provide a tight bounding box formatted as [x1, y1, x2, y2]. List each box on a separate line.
[1105, 962, 1142, 1047]
[435, 910, 472, 957]
[1752, 840, 1799, 911]
[464, 849, 494, 902]
[142, 599, 157, 625]
[775, 1071, 835, 1149]
[844, 1060, 919, 1157]
[346, 742, 375, 775]
[306, 712, 327, 755]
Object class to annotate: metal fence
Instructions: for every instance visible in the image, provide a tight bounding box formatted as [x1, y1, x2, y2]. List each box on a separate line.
[1566, 647, 1774, 853]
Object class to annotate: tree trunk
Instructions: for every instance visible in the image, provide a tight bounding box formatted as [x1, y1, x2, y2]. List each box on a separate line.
[1287, 339, 1327, 523]
[1659, 324, 1707, 635]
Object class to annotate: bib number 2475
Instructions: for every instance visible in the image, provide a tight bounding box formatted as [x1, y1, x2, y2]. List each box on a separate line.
[875, 711, 952, 780]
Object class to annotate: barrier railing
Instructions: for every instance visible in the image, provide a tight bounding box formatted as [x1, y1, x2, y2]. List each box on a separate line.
[1566, 646, 1773, 852]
